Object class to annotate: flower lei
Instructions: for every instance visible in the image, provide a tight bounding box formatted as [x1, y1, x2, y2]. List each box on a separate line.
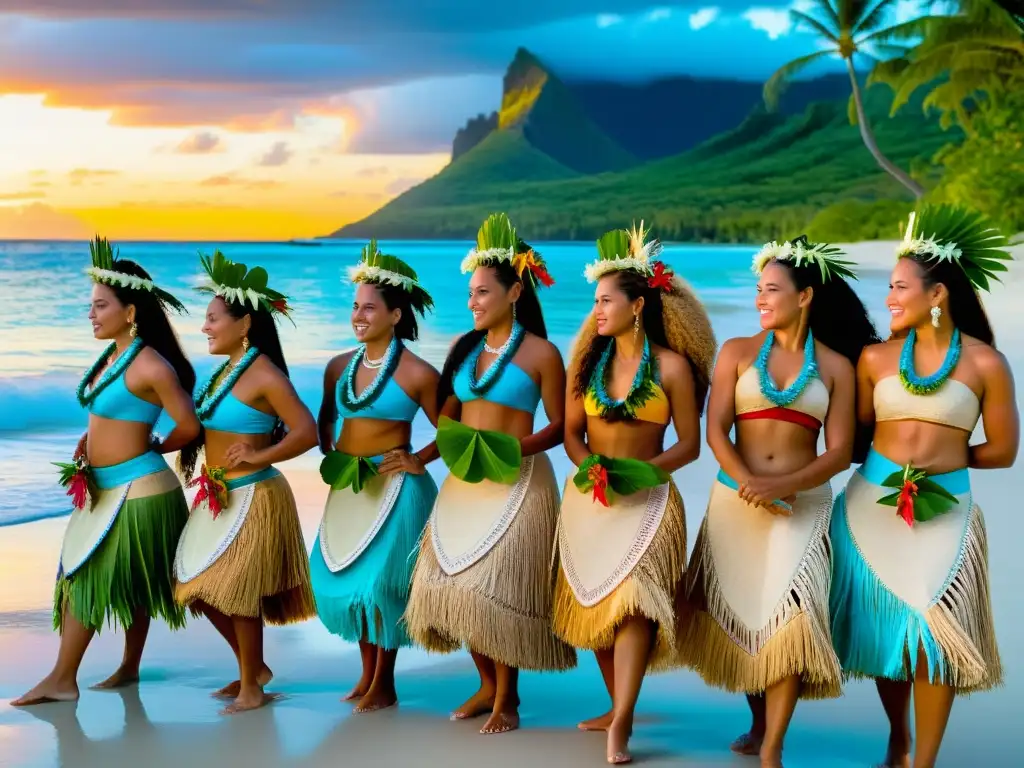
[898, 328, 962, 396]
[339, 336, 404, 412]
[466, 322, 526, 398]
[587, 336, 659, 421]
[755, 330, 818, 407]
[76, 337, 144, 408]
[53, 456, 98, 512]
[877, 463, 959, 527]
[188, 464, 228, 518]
[194, 346, 261, 420]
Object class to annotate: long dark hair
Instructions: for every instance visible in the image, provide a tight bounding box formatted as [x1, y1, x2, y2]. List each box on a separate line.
[437, 261, 547, 410]
[91, 260, 195, 395]
[179, 298, 290, 479]
[573, 271, 669, 421]
[904, 255, 995, 347]
[373, 283, 421, 342]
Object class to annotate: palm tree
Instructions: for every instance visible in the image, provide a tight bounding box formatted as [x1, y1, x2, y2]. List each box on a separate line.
[763, 0, 928, 198]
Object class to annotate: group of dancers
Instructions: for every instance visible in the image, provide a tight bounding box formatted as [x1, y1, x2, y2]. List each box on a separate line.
[10, 208, 1018, 768]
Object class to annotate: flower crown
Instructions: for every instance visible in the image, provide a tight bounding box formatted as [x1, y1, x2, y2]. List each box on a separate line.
[460, 212, 554, 288]
[895, 205, 1011, 292]
[585, 221, 675, 292]
[85, 236, 187, 313]
[349, 240, 434, 314]
[196, 250, 293, 322]
[751, 235, 857, 283]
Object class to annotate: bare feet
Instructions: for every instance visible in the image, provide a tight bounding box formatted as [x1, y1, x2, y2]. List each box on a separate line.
[731, 731, 765, 755]
[11, 677, 80, 707]
[578, 710, 614, 731]
[219, 690, 282, 716]
[341, 674, 373, 702]
[450, 685, 496, 720]
[480, 710, 519, 735]
[876, 737, 911, 767]
[212, 665, 274, 699]
[354, 686, 397, 713]
[606, 717, 633, 764]
[91, 666, 139, 690]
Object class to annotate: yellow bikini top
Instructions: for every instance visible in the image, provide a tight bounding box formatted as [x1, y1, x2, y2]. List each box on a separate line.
[584, 384, 671, 425]
[734, 365, 829, 429]
[874, 376, 980, 433]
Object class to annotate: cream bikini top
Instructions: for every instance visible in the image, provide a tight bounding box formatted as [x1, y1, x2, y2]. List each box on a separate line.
[874, 376, 980, 433]
[734, 365, 830, 430]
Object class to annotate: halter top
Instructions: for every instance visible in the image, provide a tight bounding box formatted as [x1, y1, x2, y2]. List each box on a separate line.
[85, 364, 162, 426]
[453, 351, 540, 414]
[583, 383, 670, 425]
[200, 382, 278, 435]
[874, 376, 980, 433]
[734, 364, 829, 432]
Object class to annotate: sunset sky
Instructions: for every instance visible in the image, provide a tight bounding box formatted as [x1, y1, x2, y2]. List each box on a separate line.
[0, 1, 924, 241]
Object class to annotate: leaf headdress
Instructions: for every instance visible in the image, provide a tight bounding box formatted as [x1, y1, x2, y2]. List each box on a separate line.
[196, 250, 293, 323]
[348, 240, 434, 315]
[585, 221, 675, 292]
[85, 236, 187, 313]
[460, 212, 554, 289]
[751, 234, 858, 283]
[896, 205, 1011, 292]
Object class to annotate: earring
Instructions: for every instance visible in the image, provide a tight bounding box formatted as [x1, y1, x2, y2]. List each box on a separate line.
[129, 322, 137, 338]
[242, 336, 250, 352]
[930, 306, 942, 328]
[633, 314, 640, 343]
[512, 302, 518, 326]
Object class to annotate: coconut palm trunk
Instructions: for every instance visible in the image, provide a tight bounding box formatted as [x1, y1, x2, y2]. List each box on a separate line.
[845, 57, 925, 198]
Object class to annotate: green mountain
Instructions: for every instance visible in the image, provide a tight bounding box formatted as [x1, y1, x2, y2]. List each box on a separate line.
[333, 49, 955, 243]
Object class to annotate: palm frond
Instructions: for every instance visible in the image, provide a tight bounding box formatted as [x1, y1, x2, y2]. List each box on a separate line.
[857, 16, 937, 45]
[763, 49, 833, 111]
[854, 0, 903, 36]
[476, 212, 517, 251]
[791, 10, 840, 41]
[812, 0, 843, 31]
[907, 205, 1012, 291]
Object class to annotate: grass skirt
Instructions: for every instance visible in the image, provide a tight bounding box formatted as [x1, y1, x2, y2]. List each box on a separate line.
[54, 467, 187, 633]
[829, 451, 1001, 693]
[174, 471, 316, 624]
[404, 452, 576, 671]
[552, 478, 686, 671]
[310, 470, 438, 649]
[678, 474, 841, 699]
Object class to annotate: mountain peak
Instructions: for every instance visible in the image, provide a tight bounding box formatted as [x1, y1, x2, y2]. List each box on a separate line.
[500, 48, 553, 129]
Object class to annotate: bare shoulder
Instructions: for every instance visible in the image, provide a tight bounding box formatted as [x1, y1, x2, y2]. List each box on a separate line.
[252, 353, 289, 386]
[522, 333, 564, 367]
[964, 336, 1009, 376]
[718, 335, 760, 368]
[815, 342, 854, 380]
[651, 344, 690, 377]
[326, 350, 355, 374]
[133, 346, 176, 381]
[858, 339, 899, 373]
[399, 348, 441, 382]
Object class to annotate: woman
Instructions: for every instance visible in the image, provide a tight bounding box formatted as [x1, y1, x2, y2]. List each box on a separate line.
[14, 237, 200, 706]
[310, 242, 441, 712]
[405, 213, 576, 735]
[174, 251, 318, 715]
[679, 236, 880, 768]
[555, 224, 716, 764]
[830, 206, 1017, 768]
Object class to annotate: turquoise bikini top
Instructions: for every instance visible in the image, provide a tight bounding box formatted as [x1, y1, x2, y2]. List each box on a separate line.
[86, 368, 162, 426]
[336, 377, 420, 423]
[200, 386, 278, 435]
[453, 347, 541, 414]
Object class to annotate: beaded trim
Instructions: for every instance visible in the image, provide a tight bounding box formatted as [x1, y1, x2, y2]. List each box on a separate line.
[432, 455, 535, 575]
[319, 471, 406, 573]
[174, 481, 257, 583]
[60, 481, 133, 577]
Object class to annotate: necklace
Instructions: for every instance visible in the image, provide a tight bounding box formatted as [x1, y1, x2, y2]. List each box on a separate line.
[467, 322, 525, 397]
[588, 336, 659, 421]
[195, 346, 260, 420]
[340, 336, 403, 411]
[77, 337, 144, 408]
[899, 327, 961, 395]
[755, 330, 818, 407]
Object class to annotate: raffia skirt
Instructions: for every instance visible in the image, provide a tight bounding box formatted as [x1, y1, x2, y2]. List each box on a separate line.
[552, 477, 686, 671]
[830, 449, 1001, 693]
[174, 467, 316, 624]
[404, 452, 576, 671]
[54, 451, 187, 633]
[310, 469, 438, 649]
[678, 470, 842, 699]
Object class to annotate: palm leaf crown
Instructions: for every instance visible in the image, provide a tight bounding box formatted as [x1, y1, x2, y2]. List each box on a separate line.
[349, 239, 434, 315]
[896, 204, 1012, 292]
[752, 234, 859, 283]
[196, 250, 293, 321]
[585, 221, 663, 282]
[461, 213, 554, 289]
[85, 235, 187, 314]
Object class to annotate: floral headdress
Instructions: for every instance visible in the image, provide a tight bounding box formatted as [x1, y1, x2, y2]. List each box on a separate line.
[196, 250, 293, 323]
[896, 205, 1011, 292]
[348, 240, 434, 315]
[85, 236, 187, 313]
[751, 234, 857, 283]
[460, 212, 554, 289]
[585, 221, 675, 292]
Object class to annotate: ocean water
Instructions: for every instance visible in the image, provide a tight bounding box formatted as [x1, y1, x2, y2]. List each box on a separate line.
[0, 239, 894, 526]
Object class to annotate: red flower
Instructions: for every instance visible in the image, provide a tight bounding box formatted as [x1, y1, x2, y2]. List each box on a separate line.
[588, 463, 610, 507]
[67, 471, 90, 511]
[897, 480, 918, 527]
[188, 465, 228, 518]
[529, 263, 555, 287]
[271, 298, 289, 314]
[648, 261, 673, 293]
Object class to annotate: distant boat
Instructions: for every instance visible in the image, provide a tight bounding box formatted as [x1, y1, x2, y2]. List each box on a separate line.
[288, 239, 324, 247]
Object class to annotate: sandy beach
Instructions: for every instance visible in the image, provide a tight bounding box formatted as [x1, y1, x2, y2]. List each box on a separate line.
[2, 241, 1023, 767]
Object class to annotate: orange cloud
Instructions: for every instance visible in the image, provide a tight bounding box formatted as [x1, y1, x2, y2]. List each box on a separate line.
[0, 190, 46, 201]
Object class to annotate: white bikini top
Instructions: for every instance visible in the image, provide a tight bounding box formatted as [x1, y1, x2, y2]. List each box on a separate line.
[874, 376, 981, 433]
[734, 365, 830, 428]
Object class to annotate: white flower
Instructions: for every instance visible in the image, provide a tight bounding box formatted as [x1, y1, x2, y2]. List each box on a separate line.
[584, 256, 654, 283]
[460, 246, 515, 274]
[348, 263, 417, 291]
[751, 241, 793, 274]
